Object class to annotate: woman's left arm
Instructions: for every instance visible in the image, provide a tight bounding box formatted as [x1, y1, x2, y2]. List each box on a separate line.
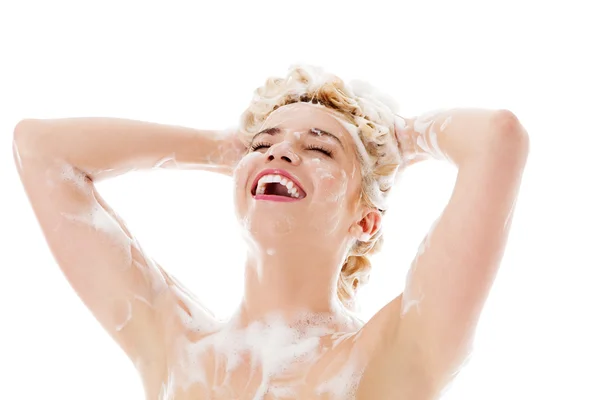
[392, 109, 529, 389]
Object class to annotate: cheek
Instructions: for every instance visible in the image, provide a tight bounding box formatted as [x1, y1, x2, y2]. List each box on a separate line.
[309, 158, 349, 204]
[233, 152, 259, 190]
[232, 153, 262, 222]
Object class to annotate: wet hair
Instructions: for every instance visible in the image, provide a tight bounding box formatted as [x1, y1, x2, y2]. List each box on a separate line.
[239, 64, 403, 310]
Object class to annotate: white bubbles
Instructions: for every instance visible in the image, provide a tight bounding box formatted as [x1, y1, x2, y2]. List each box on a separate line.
[115, 300, 132, 332]
[440, 115, 453, 132]
[316, 360, 363, 399]
[12, 139, 23, 173]
[316, 166, 335, 181]
[504, 197, 517, 232]
[60, 163, 88, 192]
[59, 204, 133, 265]
[133, 294, 152, 307]
[153, 154, 177, 169]
[329, 170, 348, 203]
[210, 138, 246, 173]
[413, 110, 450, 162]
[241, 215, 252, 232]
[159, 371, 176, 400]
[171, 275, 222, 333]
[233, 151, 257, 177]
[131, 240, 169, 295]
[168, 309, 365, 398]
[401, 217, 441, 316]
[394, 114, 408, 131]
[400, 289, 424, 316]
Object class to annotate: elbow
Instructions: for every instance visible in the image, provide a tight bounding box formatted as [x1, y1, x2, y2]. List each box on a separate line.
[491, 110, 529, 142]
[14, 118, 53, 148]
[13, 119, 46, 171]
[14, 118, 36, 134]
[13, 119, 40, 149]
[489, 110, 530, 163]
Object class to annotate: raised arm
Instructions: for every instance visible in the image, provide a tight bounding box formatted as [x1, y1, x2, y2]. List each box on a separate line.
[357, 109, 529, 399]
[12, 117, 245, 370]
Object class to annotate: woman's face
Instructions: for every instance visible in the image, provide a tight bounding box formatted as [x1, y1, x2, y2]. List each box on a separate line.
[233, 102, 366, 249]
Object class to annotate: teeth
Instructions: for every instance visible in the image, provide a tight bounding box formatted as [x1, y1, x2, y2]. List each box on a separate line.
[255, 174, 302, 198]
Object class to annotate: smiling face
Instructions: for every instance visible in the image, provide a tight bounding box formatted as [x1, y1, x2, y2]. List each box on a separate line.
[233, 102, 369, 253]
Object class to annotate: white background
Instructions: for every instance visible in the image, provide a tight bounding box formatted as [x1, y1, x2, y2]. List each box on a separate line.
[1, 0, 598, 399]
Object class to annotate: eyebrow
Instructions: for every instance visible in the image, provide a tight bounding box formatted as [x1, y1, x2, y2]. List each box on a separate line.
[252, 127, 345, 150]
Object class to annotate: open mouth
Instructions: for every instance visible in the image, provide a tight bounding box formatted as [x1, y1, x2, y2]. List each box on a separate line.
[251, 170, 307, 200]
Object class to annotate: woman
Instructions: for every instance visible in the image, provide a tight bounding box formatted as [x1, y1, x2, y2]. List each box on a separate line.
[13, 65, 529, 399]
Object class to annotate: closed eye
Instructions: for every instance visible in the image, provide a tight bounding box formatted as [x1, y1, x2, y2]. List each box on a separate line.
[306, 145, 333, 157]
[249, 142, 271, 151]
[250, 142, 333, 157]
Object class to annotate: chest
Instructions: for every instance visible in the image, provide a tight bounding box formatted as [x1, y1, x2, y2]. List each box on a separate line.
[161, 326, 367, 399]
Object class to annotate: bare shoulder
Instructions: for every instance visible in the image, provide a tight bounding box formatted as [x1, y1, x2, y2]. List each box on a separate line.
[353, 295, 442, 400]
[353, 295, 404, 354]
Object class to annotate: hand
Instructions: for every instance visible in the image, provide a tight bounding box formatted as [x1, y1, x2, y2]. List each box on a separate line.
[393, 115, 430, 169]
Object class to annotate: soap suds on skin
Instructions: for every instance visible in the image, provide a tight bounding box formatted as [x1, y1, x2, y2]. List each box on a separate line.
[160, 370, 176, 400]
[440, 115, 452, 132]
[115, 300, 132, 332]
[12, 139, 23, 172]
[24, 138, 372, 397]
[166, 310, 365, 398]
[413, 110, 451, 162]
[53, 162, 175, 339]
[142, 102, 394, 397]
[60, 163, 88, 191]
[316, 360, 363, 398]
[401, 216, 441, 316]
[57, 164, 134, 264]
[170, 274, 222, 334]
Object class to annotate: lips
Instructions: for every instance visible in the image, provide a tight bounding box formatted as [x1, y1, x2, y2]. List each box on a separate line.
[250, 168, 307, 199]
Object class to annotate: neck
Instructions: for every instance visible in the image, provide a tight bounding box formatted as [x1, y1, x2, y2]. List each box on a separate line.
[238, 243, 349, 325]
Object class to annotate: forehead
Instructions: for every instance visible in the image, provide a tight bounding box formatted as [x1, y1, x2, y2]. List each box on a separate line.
[261, 103, 354, 146]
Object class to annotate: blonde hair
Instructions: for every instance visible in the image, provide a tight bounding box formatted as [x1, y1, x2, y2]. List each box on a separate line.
[239, 64, 402, 310]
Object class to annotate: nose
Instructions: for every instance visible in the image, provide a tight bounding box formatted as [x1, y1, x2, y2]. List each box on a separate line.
[265, 142, 300, 165]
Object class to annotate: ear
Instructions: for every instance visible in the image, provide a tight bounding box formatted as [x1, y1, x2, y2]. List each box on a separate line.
[350, 208, 382, 242]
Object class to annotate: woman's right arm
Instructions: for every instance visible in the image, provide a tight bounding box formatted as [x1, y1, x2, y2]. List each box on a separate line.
[12, 118, 243, 370]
